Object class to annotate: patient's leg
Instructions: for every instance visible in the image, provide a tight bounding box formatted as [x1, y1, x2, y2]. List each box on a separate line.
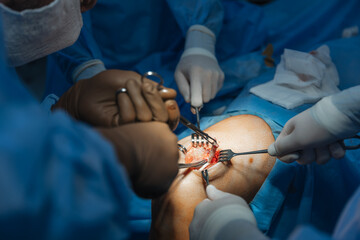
[150, 115, 276, 240]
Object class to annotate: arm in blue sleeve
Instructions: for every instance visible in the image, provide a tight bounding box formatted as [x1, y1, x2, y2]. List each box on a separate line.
[0, 104, 131, 239]
[166, 0, 224, 36]
[52, 11, 106, 83]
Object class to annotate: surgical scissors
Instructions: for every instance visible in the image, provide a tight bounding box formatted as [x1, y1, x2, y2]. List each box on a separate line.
[141, 71, 164, 90]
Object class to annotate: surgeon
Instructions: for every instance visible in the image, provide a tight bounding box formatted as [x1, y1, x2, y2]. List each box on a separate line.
[0, 0, 179, 238]
[189, 85, 360, 239]
[48, 0, 225, 119]
[45, 0, 270, 124]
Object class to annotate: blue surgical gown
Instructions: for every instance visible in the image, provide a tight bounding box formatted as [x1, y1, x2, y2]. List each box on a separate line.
[45, 0, 269, 120]
[0, 22, 132, 239]
[45, 0, 360, 119]
[288, 185, 360, 240]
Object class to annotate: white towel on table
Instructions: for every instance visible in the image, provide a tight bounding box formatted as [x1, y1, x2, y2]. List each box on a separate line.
[250, 45, 340, 109]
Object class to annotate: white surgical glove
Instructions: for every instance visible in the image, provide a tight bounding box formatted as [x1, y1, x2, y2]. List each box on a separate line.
[189, 185, 261, 240]
[175, 25, 224, 108]
[267, 96, 355, 165]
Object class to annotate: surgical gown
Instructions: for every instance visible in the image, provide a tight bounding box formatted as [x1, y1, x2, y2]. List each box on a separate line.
[0, 21, 132, 239]
[44, 0, 269, 120]
[45, 0, 360, 119]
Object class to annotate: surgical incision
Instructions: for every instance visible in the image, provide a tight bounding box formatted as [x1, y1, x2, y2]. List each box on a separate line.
[184, 142, 220, 170]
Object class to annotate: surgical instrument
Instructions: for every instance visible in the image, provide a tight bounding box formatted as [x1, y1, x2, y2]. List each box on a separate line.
[191, 133, 209, 147]
[178, 160, 207, 169]
[218, 134, 360, 163]
[194, 106, 201, 129]
[218, 149, 268, 162]
[141, 71, 164, 90]
[178, 144, 188, 154]
[180, 115, 218, 147]
[202, 169, 209, 186]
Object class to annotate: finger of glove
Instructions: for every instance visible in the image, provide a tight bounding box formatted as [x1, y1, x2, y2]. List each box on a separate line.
[190, 198, 212, 238]
[201, 72, 212, 103]
[126, 79, 152, 121]
[315, 146, 331, 165]
[296, 149, 315, 165]
[116, 90, 136, 125]
[210, 72, 221, 100]
[140, 75, 177, 100]
[218, 70, 224, 90]
[277, 153, 300, 163]
[158, 87, 177, 100]
[329, 141, 346, 159]
[206, 185, 234, 200]
[269, 120, 297, 156]
[190, 70, 203, 107]
[142, 82, 168, 123]
[165, 99, 180, 131]
[175, 71, 190, 102]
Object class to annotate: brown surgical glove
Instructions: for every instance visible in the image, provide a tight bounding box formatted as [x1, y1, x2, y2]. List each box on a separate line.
[53, 69, 180, 130]
[97, 122, 179, 198]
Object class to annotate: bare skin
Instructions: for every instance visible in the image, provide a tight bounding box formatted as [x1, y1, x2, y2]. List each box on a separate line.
[150, 115, 276, 240]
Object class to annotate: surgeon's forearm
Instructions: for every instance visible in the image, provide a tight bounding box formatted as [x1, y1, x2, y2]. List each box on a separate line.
[53, 12, 105, 84]
[330, 85, 360, 128]
[166, 0, 224, 36]
[311, 85, 360, 138]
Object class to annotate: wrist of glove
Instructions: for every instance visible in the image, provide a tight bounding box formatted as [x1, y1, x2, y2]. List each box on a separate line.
[175, 25, 224, 108]
[268, 97, 349, 164]
[190, 185, 257, 240]
[52, 69, 180, 130]
[96, 122, 179, 199]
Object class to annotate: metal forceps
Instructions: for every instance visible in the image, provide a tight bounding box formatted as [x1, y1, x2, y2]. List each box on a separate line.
[180, 115, 218, 147]
[202, 169, 209, 186]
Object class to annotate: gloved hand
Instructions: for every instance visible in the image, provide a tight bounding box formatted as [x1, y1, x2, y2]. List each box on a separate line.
[189, 185, 257, 240]
[53, 69, 180, 130]
[97, 122, 179, 199]
[268, 107, 346, 165]
[175, 25, 224, 108]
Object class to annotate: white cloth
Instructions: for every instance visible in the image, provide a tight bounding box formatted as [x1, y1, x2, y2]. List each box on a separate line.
[0, 0, 83, 67]
[250, 45, 340, 109]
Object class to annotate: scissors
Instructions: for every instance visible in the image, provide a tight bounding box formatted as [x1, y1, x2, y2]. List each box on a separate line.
[180, 115, 218, 146]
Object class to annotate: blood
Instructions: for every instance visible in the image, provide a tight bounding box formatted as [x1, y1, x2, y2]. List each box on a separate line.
[249, 157, 253, 163]
[185, 143, 220, 169]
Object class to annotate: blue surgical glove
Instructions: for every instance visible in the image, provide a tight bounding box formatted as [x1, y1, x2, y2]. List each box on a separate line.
[189, 185, 258, 240]
[175, 25, 224, 108]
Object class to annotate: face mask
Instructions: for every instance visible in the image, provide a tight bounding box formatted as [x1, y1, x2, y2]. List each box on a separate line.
[0, 0, 83, 67]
